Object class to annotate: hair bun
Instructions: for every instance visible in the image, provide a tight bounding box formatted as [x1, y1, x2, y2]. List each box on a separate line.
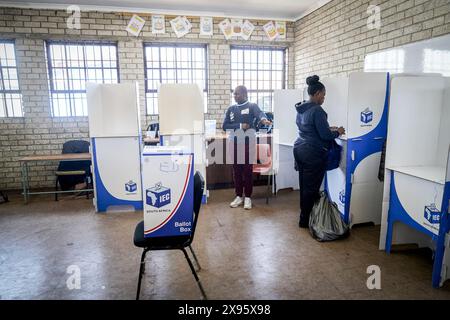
[306, 75, 320, 86]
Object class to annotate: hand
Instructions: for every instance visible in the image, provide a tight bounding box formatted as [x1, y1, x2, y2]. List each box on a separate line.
[261, 119, 272, 126]
[337, 127, 346, 136]
[241, 123, 251, 130]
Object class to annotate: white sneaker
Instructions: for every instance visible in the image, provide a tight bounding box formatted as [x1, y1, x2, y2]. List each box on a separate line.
[230, 196, 243, 208]
[244, 197, 252, 210]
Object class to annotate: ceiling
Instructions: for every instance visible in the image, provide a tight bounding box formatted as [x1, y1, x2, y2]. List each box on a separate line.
[0, 0, 332, 21]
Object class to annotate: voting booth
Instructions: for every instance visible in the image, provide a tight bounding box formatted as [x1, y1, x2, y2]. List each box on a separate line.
[158, 84, 208, 203]
[322, 72, 390, 226]
[87, 82, 143, 212]
[141, 146, 194, 238]
[273, 89, 303, 192]
[379, 74, 450, 287]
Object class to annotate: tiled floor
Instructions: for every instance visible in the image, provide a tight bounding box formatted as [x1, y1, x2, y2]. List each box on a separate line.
[0, 188, 449, 300]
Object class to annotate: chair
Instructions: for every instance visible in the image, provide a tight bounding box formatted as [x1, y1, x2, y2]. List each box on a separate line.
[55, 140, 92, 201]
[253, 143, 276, 204]
[133, 171, 207, 300]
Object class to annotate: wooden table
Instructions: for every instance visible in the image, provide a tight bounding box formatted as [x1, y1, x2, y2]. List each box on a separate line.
[19, 153, 93, 204]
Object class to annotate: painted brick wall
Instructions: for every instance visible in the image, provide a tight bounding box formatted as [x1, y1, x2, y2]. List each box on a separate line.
[0, 7, 294, 190]
[294, 0, 450, 88]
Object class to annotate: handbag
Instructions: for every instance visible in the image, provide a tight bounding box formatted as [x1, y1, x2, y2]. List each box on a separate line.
[326, 140, 342, 171]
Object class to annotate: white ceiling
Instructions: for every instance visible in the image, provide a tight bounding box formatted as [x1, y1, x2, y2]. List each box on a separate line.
[0, 0, 332, 21]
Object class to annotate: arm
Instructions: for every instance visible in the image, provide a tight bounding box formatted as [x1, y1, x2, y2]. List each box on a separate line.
[313, 108, 339, 141]
[222, 108, 240, 131]
[251, 103, 270, 126]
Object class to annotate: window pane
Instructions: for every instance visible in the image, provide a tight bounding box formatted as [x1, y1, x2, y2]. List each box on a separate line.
[144, 44, 208, 114]
[48, 42, 119, 117]
[230, 47, 286, 112]
[0, 42, 23, 117]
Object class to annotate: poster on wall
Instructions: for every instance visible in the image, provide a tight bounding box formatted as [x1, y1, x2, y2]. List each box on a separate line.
[170, 16, 192, 38]
[126, 14, 146, 37]
[200, 17, 213, 36]
[219, 18, 233, 40]
[152, 15, 165, 34]
[275, 21, 286, 39]
[263, 21, 279, 41]
[231, 19, 243, 37]
[241, 20, 254, 40]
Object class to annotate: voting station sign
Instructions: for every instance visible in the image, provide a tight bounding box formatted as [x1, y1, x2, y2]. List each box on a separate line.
[141, 146, 194, 238]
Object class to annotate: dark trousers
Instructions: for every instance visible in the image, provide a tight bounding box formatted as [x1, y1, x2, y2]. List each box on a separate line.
[233, 142, 253, 198]
[293, 143, 327, 225]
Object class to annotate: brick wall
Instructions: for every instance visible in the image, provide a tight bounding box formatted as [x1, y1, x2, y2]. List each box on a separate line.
[294, 0, 450, 88]
[0, 7, 294, 190]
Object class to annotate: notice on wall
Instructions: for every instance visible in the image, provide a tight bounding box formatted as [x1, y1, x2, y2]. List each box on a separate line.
[231, 18, 243, 37]
[152, 15, 166, 34]
[170, 16, 192, 38]
[275, 21, 286, 39]
[241, 20, 255, 40]
[263, 21, 279, 41]
[200, 17, 213, 36]
[125, 14, 146, 37]
[219, 18, 233, 40]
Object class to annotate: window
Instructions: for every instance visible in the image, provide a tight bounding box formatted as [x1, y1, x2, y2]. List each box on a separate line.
[231, 46, 286, 112]
[0, 41, 23, 117]
[424, 49, 450, 77]
[144, 43, 208, 115]
[46, 42, 119, 117]
[364, 49, 405, 74]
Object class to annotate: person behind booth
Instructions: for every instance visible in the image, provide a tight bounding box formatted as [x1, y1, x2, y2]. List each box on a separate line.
[293, 75, 345, 228]
[222, 85, 272, 210]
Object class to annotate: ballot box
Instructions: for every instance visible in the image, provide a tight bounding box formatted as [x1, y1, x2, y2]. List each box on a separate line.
[141, 146, 194, 238]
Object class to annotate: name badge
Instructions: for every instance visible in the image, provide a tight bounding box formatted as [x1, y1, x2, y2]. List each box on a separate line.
[241, 108, 249, 115]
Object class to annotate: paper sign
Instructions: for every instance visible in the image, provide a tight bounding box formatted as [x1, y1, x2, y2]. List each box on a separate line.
[126, 14, 145, 37]
[200, 17, 213, 36]
[241, 20, 254, 40]
[275, 21, 286, 39]
[219, 18, 233, 40]
[170, 16, 191, 38]
[152, 15, 165, 34]
[263, 21, 279, 41]
[231, 18, 243, 36]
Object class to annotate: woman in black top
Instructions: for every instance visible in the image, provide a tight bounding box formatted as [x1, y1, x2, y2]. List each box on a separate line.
[293, 75, 345, 228]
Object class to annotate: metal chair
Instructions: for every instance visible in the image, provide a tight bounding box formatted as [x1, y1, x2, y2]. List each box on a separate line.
[253, 143, 276, 204]
[133, 171, 207, 300]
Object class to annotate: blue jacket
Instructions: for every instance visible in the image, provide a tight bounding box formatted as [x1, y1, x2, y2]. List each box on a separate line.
[294, 101, 339, 151]
[222, 101, 267, 131]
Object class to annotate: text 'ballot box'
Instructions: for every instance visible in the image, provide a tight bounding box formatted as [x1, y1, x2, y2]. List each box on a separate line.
[141, 146, 194, 238]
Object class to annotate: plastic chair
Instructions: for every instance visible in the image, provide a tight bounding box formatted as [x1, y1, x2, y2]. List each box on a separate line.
[133, 171, 207, 300]
[55, 140, 91, 201]
[253, 143, 276, 204]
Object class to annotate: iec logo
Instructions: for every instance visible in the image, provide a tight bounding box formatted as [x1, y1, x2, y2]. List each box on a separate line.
[146, 182, 171, 208]
[339, 190, 346, 205]
[424, 204, 440, 224]
[125, 180, 137, 193]
[361, 108, 373, 124]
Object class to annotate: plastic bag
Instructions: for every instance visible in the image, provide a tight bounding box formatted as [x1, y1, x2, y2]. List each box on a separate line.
[309, 192, 350, 242]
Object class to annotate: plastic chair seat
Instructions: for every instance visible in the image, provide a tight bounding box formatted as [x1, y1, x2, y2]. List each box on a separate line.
[133, 221, 190, 249]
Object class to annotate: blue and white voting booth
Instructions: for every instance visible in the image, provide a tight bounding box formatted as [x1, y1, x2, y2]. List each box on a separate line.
[321, 72, 390, 226]
[380, 74, 450, 287]
[87, 83, 143, 212]
[157, 84, 208, 203]
[141, 146, 194, 238]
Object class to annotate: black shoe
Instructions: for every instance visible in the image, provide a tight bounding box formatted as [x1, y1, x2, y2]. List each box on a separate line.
[299, 221, 309, 228]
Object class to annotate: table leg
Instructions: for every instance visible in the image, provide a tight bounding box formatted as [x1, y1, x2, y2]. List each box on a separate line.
[21, 161, 28, 204]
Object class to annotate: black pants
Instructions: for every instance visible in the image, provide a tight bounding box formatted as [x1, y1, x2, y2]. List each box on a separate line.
[293, 143, 327, 226]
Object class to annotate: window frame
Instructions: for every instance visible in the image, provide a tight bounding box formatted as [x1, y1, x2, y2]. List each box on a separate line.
[0, 39, 23, 118]
[230, 45, 287, 112]
[46, 40, 120, 117]
[143, 42, 209, 115]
